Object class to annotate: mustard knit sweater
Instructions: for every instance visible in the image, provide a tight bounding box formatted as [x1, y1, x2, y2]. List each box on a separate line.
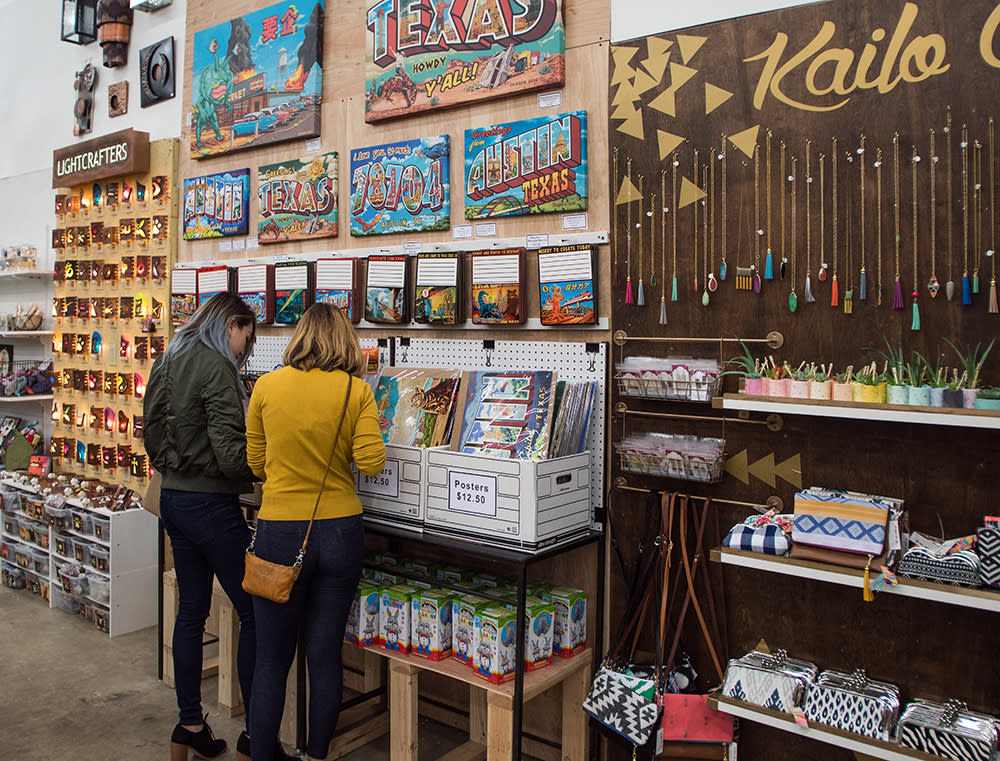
[246, 367, 386, 521]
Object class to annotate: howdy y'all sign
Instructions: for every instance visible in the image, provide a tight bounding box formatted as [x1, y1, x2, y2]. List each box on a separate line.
[364, 0, 564, 121]
[464, 111, 587, 219]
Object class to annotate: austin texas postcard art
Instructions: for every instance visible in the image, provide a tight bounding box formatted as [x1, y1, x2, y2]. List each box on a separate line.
[364, 0, 564, 121]
[190, 0, 323, 159]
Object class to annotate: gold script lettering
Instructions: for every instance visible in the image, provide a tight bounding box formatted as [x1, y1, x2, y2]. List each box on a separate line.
[980, 2, 1000, 68]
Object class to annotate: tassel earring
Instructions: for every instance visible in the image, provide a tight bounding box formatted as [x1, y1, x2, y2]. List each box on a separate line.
[911, 291, 920, 330]
[805, 274, 815, 303]
[990, 277, 998, 313]
[844, 288, 853, 314]
[671, 276, 678, 302]
[962, 272, 972, 305]
[946, 280, 955, 301]
[637, 278, 645, 306]
[892, 277, 905, 309]
[659, 296, 667, 324]
[862, 555, 875, 603]
[830, 274, 839, 307]
[625, 275, 633, 304]
[764, 248, 774, 279]
[973, 269, 981, 294]
[859, 267, 867, 301]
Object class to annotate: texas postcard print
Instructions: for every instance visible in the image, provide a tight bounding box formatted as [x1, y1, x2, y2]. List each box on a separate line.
[364, 0, 564, 122]
[182, 169, 250, 239]
[190, 1, 323, 158]
[258, 152, 339, 243]
[464, 111, 587, 219]
[350, 136, 450, 236]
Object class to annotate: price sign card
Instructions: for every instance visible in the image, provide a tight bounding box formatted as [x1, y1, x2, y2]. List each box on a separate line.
[357, 458, 400, 499]
[448, 470, 497, 517]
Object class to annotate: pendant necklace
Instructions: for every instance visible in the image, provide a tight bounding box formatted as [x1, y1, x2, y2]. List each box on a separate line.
[636, 175, 645, 306]
[672, 154, 679, 302]
[962, 125, 972, 305]
[975, 139, 983, 296]
[819, 153, 828, 284]
[911, 144, 921, 330]
[844, 150, 853, 315]
[660, 169, 668, 323]
[709, 146, 718, 295]
[945, 109, 956, 301]
[752, 144, 762, 292]
[789, 156, 798, 312]
[720, 140, 728, 282]
[928, 129, 940, 298]
[859, 135, 868, 300]
[702, 163, 710, 306]
[625, 157, 634, 304]
[612, 148, 620, 285]
[989, 117, 998, 313]
[831, 137, 840, 307]
[693, 149, 700, 294]
[648, 189, 657, 304]
[765, 130, 774, 279]
[805, 140, 816, 303]
[892, 133, 905, 310]
[876, 148, 884, 306]
[780, 141, 788, 279]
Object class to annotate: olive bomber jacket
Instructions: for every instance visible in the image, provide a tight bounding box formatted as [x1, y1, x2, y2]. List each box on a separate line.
[143, 341, 256, 494]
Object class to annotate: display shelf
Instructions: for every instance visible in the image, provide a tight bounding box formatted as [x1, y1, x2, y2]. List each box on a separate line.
[0, 330, 53, 338]
[710, 547, 1000, 612]
[0, 394, 52, 403]
[67, 527, 110, 547]
[718, 393, 1000, 429]
[0, 270, 52, 280]
[708, 696, 944, 761]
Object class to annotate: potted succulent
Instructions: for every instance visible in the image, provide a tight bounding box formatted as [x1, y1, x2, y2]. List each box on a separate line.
[924, 352, 950, 407]
[854, 362, 887, 404]
[942, 369, 967, 409]
[808, 364, 833, 400]
[904, 352, 930, 406]
[946, 338, 995, 409]
[873, 337, 909, 405]
[831, 366, 855, 402]
[784, 362, 810, 398]
[974, 386, 1000, 411]
[726, 339, 764, 395]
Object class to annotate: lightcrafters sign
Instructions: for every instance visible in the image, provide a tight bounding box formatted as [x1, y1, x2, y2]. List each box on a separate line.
[52, 128, 150, 188]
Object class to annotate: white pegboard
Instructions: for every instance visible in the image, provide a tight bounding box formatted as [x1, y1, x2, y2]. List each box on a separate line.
[393, 337, 606, 520]
[245, 335, 388, 374]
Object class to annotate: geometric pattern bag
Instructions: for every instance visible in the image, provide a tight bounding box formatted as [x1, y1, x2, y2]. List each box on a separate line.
[897, 699, 1000, 761]
[802, 669, 901, 741]
[721, 649, 817, 714]
[583, 668, 662, 746]
[896, 547, 981, 587]
[792, 488, 891, 555]
[976, 527, 1000, 587]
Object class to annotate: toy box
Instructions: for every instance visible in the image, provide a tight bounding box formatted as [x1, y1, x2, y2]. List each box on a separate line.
[411, 588, 454, 661]
[474, 605, 518, 684]
[552, 586, 587, 657]
[452, 594, 492, 666]
[424, 450, 591, 551]
[406, 577, 433, 590]
[438, 565, 464, 584]
[380, 584, 417, 653]
[373, 571, 398, 586]
[524, 596, 555, 670]
[348, 580, 381, 647]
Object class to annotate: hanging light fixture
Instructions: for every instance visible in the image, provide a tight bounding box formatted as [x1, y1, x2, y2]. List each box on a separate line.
[97, 0, 134, 68]
[130, 0, 172, 10]
[61, 0, 98, 44]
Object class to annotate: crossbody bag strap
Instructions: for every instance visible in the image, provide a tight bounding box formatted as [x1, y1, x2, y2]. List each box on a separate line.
[678, 495, 724, 682]
[294, 374, 353, 564]
[654, 491, 677, 688]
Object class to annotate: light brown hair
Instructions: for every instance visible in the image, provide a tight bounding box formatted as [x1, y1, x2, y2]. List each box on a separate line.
[282, 302, 364, 376]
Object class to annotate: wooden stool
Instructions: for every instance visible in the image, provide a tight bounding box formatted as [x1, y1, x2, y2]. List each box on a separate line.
[160, 569, 222, 691]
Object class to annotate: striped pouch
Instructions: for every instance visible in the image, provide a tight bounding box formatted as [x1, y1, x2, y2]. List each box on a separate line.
[792, 488, 892, 556]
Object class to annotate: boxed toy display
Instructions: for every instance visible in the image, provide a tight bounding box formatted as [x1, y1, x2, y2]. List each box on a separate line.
[380, 584, 417, 653]
[411, 588, 454, 660]
[474, 605, 518, 684]
[552, 586, 587, 657]
[524, 596, 555, 670]
[347, 579, 381, 647]
[452, 593, 492, 666]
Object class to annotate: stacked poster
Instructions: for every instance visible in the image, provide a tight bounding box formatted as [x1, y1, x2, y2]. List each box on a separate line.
[350, 136, 450, 236]
[258, 152, 339, 242]
[373, 368, 462, 447]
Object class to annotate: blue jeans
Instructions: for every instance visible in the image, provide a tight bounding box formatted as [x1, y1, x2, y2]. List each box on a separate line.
[249, 514, 364, 761]
[160, 489, 255, 729]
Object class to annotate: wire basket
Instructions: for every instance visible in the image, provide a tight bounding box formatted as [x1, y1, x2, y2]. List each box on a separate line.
[615, 372, 722, 402]
[616, 447, 725, 484]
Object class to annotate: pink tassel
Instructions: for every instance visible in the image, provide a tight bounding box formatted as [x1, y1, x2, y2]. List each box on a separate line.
[830, 275, 839, 307]
[892, 277, 905, 310]
[625, 276, 633, 304]
[990, 278, 998, 314]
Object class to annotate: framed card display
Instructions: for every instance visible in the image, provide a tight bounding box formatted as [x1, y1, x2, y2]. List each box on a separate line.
[365, 255, 409, 324]
[237, 263, 276, 324]
[274, 260, 314, 324]
[315, 258, 362, 322]
[470, 248, 526, 325]
[414, 252, 462, 325]
[171, 268, 198, 324]
[197, 265, 233, 305]
[537, 244, 597, 325]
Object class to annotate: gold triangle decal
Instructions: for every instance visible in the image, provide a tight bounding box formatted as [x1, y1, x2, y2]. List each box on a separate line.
[610, 102, 638, 122]
[729, 124, 761, 159]
[669, 62, 698, 92]
[648, 88, 677, 117]
[640, 51, 670, 83]
[632, 69, 660, 96]
[646, 36, 672, 60]
[677, 176, 707, 210]
[705, 82, 734, 115]
[657, 130, 685, 161]
[611, 80, 640, 108]
[616, 110, 645, 140]
[612, 45, 640, 69]
[616, 175, 643, 205]
[677, 34, 708, 64]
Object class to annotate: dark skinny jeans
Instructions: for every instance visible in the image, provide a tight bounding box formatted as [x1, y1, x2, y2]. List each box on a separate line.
[249, 514, 364, 761]
[160, 489, 255, 729]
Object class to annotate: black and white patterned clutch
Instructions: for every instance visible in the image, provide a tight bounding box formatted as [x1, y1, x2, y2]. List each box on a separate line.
[896, 546, 981, 587]
[582, 667, 662, 746]
[897, 699, 1000, 761]
[803, 669, 900, 740]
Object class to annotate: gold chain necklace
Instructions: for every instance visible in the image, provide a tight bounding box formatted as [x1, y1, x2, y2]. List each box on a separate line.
[893, 132, 904, 309]
[990, 117, 998, 313]
[859, 135, 868, 300]
[765, 130, 774, 280]
[911, 144, 921, 330]
[962, 124, 972, 304]
[625, 157, 633, 304]
[831, 137, 839, 307]
[945, 109, 955, 300]
[672, 153, 679, 302]
[805, 140, 815, 302]
[789, 156, 798, 312]
[637, 175, 645, 305]
[709, 146, 718, 294]
[720, 140, 728, 282]
[876, 147, 884, 306]
[660, 169, 668, 324]
[928, 130, 940, 297]
[780, 141, 787, 279]
[702, 163, 710, 306]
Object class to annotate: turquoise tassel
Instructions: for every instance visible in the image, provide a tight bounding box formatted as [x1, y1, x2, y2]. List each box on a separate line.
[764, 248, 774, 279]
[671, 276, 678, 302]
[962, 274, 973, 305]
[911, 297, 920, 331]
[973, 271, 981, 294]
[859, 268, 867, 301]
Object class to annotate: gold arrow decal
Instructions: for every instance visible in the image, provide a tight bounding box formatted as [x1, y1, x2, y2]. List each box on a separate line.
[748, 452, 776, 487]
[724, 449, 749, 484]
[616, 110, 645, 140]
[615, 175, 643, 205]
[774, 453, 802, 488]
[705, 82, 734, 114]
[611, 45, 639, 86]
[729, 125, 760, 159]
[677, 176, 707, 210]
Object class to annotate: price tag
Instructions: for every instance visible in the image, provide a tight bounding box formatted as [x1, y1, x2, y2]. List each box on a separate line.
[525, 233, 549, 249]
[537, 91, 562, 109]
[452, 224, 473, 240]
[305, 137, 322, 153]
[231, 238, 246, 250]
[200, 259, 216, 268]
[402, 241, 422, 256]
[245, 237, 260, 250]
[358, 458, 399, 498]
[475, 222, 497, 238]
[447, 471, 497, 517]
[562, 212, 588, 230]
[218, 240, 233, 253]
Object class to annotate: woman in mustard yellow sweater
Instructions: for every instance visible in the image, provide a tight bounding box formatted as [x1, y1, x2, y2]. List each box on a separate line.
[245, 303, 385, 761]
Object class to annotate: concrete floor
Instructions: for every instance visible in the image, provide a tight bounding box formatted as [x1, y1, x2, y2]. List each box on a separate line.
[0, 585, 467, 761]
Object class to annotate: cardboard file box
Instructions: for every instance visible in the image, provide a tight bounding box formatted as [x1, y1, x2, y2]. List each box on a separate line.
[357, 445, 436, 530]
[424, 450, 591, 551]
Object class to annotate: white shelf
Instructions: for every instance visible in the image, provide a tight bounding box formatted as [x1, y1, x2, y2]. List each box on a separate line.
[708, 696, 944, 761]
[0, 394, 52, 403]
[719, 394, 1000, 429]
[0, 270, 51, 280]
[0, 330, 53, 338]
[711, 547, 1000, 613]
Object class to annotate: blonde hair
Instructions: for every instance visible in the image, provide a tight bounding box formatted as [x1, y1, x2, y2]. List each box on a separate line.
[282, 302, 364, 376]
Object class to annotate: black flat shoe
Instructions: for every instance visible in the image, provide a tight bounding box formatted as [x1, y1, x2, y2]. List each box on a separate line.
[170, 716, 227, 761]
[236, 730, 299, 761]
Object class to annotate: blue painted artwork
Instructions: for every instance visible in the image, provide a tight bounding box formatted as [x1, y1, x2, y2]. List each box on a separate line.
[183, 169, 250, 239]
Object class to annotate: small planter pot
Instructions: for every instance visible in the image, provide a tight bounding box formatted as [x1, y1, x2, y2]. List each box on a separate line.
[928, 387, 946, 407]
[907, 385, 931, 407]
[851, 382, 866, 403]
[743, 377, 763, 396]
[974, 397, 1000, 410]
[963, 389, 979, 409]
[772, 378, 791, 397]
[860, 383, 887, 404]
[831, 382, 854, 402]
[886, 385, 908, 405]
[788, 379, 810, 399]
[941, 388, 964, 408]
[808, 380, 832, 400]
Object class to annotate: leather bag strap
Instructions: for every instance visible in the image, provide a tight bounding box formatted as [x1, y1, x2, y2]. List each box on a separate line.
[677, 496, 724, 682]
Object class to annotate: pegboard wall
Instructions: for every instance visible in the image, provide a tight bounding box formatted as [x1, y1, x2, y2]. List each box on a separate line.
[246, 335, 389, 374]
[394, 337, 607, 520]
